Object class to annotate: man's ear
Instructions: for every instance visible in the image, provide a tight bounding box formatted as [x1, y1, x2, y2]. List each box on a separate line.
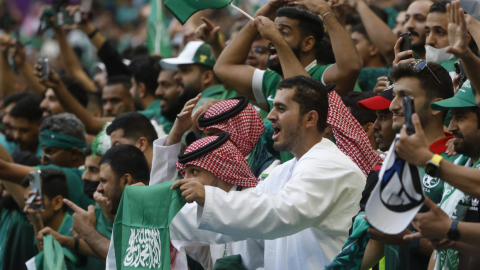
[302, 36, 315, 52]
[122, 174, 134, 187]
[52, 195, 64, 212]
[139, 82, 148, 98]
[202, 70, 215, 87]
[135, 137, 149, 152]
[362, 122, 374, 136]
[369, 45, 379, 57]
[430, 97, 443, 116]
[304, 110, 319, 130]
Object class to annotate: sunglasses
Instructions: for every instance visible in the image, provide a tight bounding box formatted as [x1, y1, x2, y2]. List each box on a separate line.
[411, 60, 442, 85]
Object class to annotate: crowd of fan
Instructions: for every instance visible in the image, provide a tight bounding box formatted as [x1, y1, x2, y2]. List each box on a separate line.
[1, 0, 480, 269]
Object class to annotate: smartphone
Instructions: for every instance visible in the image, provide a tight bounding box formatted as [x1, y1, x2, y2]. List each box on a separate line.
[399, 32, 412, 60]
[454, 60, 467, 88]
[403, 96, 415, 135]
[27, 171, 44, 210]
[37, 58, 50, 80]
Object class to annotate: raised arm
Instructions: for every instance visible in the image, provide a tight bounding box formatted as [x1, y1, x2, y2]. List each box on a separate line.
[12, 41, 47, 94]
[34, 64, 111, 134]
[53, 25, 95, 92]
[214, 0, 289, 100]
[295, 0, 363, 96]
[0, 34, 19, 98]
[354, 0, 397, 63]
[195, 17, 225, 60]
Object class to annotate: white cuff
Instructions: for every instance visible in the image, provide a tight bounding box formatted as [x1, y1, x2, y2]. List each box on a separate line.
[149, 135, 181, 185]
[252, 69, 267, 104]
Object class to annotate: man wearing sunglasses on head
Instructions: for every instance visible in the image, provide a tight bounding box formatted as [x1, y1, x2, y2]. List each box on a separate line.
[362, 61, 460, 270]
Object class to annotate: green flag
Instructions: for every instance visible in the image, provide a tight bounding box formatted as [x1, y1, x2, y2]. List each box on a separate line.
[165, 0, 232, 25]
[147, 0, 172, 57]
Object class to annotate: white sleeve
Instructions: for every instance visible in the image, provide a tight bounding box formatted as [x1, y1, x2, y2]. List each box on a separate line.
[252, 69, 267, 104]
[149, 136, 181, 185]
[321, 65, 333, 85]
[105, 231, 116, 270]
[170, 202, 248, 244]
[197, 157, 364, 240]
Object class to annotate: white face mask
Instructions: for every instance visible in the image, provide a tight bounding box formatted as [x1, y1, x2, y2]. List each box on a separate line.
[425, 45, 455, 64]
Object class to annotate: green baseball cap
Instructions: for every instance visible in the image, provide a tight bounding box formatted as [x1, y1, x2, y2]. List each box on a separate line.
[431, 79, 476, 111]
[160, 41, 215, 71]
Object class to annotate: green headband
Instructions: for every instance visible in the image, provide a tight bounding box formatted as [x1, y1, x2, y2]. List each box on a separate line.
[39, 130, 87, 151]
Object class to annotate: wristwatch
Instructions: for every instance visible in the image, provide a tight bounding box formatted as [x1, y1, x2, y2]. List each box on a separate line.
[447, 220, 460, 241]
[425, 154, 443, 177]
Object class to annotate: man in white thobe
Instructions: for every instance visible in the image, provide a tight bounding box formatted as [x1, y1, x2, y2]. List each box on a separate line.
[173, 76, 366, 269]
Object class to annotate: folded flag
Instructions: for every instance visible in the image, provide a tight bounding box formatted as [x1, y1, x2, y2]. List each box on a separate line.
[147, 0, 172, 56]
[165, 0, 232, 24]
[365, 134, 424, 234]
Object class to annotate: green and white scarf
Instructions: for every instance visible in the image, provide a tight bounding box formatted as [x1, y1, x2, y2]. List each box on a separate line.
[435, 155, 480, 270]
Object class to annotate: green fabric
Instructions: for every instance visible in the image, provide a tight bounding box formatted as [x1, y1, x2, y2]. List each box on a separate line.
[0, 208, 12, 270]
[147, 0, 172, 57]
[113, 181, 186, 269]
[439, 58, 460, 128]
[353, 83, 363, 92]
[35, 165, 95, 212]
[261, 64, 331, 163]
[165, 0, 231, 24]
[138, 100, 174, 134]
[384, 150, 459, 270]
[2, 207, 36, 270]
[194, 84, 238, 112]
[248, 142, 276, 178]
[358, 67, 391, 92]
[86, 206, 113, 270]
[384, 7, 400, 29]
[0, 133, 17, 155]
[213, 254, 246, 270]
[38, 130, 87, 151]
[325, 212, 371, 270]
[432, 79, 476, 110]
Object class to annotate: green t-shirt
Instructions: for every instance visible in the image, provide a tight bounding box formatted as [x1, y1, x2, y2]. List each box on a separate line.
[113, 181, 186, 269]
[2, 206, 36, 270]
[36, 165, 95, 212]
[138, 100, 174, 135]
[358, 67, 391, 92]
[86, 206, 113, 270]
[384, 7, 400, 29]
[0, 208, 11, 270]
[384, 136, 459, 270]
[194, 84, 238, 111]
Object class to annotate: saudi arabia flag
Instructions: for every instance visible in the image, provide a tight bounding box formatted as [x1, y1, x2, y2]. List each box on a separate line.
[165, 0, 232, 25]
[147, 0, 172, 57]
[25, 235, 78, 270]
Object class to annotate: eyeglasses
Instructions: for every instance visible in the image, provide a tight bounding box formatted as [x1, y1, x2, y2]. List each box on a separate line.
[411, 60, 442, 85]
[250, 46, 268, 55]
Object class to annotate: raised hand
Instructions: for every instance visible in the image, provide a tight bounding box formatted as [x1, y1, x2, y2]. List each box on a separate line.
[392, 36, 415, 67]
[63, 199, 97, 239]
[254, 0, 293, 19]
[288, 0, 332, 16]
[165, 94, 204, 146]
[171, 178, 206, 206]
[445, 0, 469, 59]
[33, 59, 62, 89]
[403, 197, 451, 241]
[396, 113, 433, 167]
[195, 17, 221, 46]
[0, 34, 14, 55]
[373, 76, 391, 94]
[253, 16, 281, 43]
[37, 227, 66, 250]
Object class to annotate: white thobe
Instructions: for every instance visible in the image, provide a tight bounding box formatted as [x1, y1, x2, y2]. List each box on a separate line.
[196, 138, 366, 270]
[150, 136, 267, 270]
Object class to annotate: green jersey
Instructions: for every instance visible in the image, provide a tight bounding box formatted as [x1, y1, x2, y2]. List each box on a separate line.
[194, 84, 238, 111]
[358, 67, 391, 92]
[384, 136, 459, 270]
[138, 100, 174, 135]
[36, 165, 95, 212]
[113, 181, 186, 269]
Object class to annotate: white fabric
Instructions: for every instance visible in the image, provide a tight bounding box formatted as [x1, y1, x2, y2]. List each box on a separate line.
[25, 257, 36, 270]
[105, 231, 116, 269]
[197, 139, 366, 270]
[161, 41, 204, 71]
[150, 136, 181, 185]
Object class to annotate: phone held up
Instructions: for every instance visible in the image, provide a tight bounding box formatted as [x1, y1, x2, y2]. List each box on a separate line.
[37, 58, 50, 80]
[399, 32, 413, 61]
[454, 60, 467, 88]
[403, 96, 415, 135]
[27, 170, 44, 210]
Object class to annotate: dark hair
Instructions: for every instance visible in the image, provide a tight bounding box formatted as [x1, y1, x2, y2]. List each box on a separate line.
[106, 112, 158, 145]
[342, 92, 377, 125]
[129, 56, 162, 96]
[40, 113, 86, 143]
[60, 76, 89, 107]
[429, 0, 450, 13]
[120, 45, 149, 60]
[276, 7, 324, 54]
[11, 151, 41, 166]
[3, 92, 30, 108]
[9, 95, 43, 123]
[350, 24, 370, 41]
[278, 75, 329, 133]
[106, 75, 132, 92]
[99, 144, 150, 185]
[390, 62, 454, 118]
[21, 168, 70, 212]
[84, 145, 93, 157]
[316, 35, 336, 65]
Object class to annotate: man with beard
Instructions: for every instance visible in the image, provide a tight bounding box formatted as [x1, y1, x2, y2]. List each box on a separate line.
[362, 61, 459, 270]
[171, 76, 366, 269]
[155, 70, 183, 124]
[62, 145, 150, 263]
[350, 0, 433, 62]
[40, 76, 89, 118]
[101, 75, 135, 118]
[214, 0, 362, 103]
[0, 92, 30, 154]
[161, 41, 238, 111]
[9, 95, 43, 156]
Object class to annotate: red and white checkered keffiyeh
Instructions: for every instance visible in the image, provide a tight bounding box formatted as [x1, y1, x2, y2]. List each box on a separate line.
[197, 99, 264, 157]
[327, 91, 383, 176]
[176, 136, 259, 187]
